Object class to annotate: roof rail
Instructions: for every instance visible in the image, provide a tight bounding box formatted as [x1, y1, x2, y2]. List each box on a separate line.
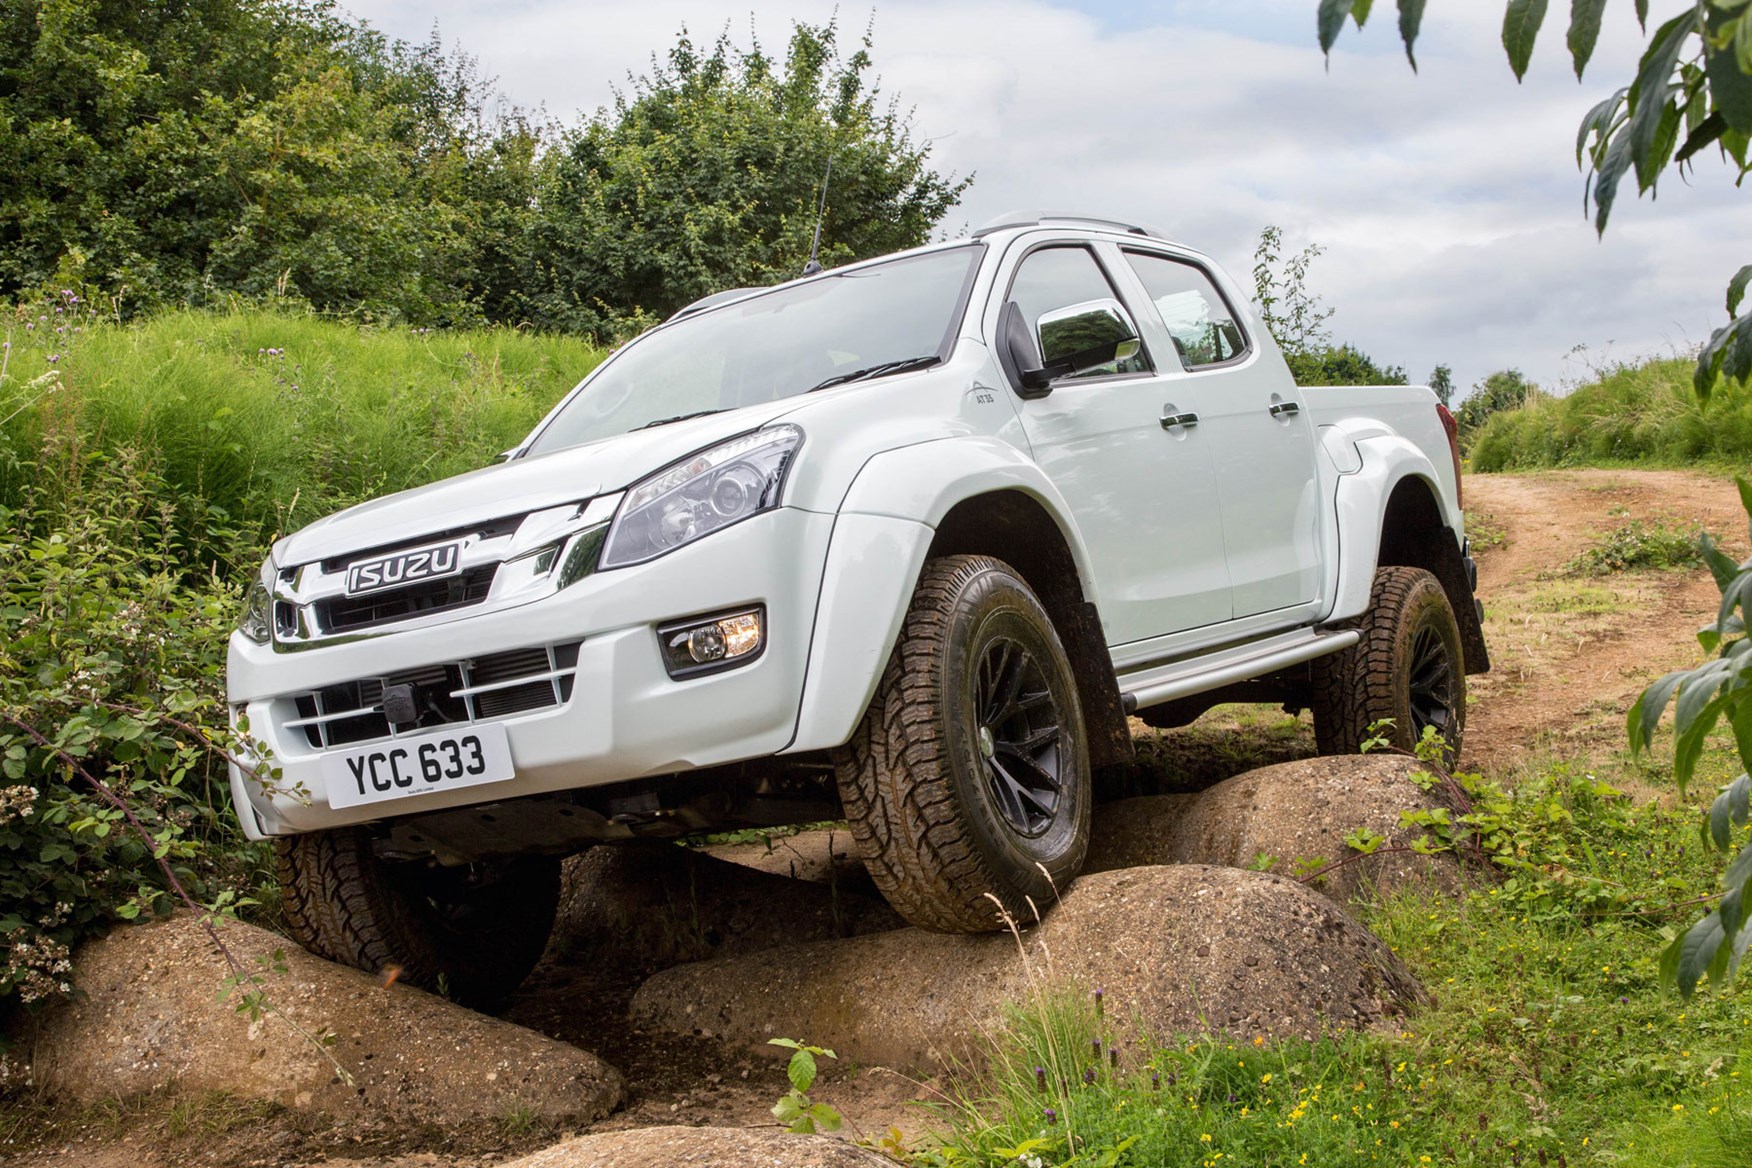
[970, 211, 1172, 241]
[667, 287, 761, 321]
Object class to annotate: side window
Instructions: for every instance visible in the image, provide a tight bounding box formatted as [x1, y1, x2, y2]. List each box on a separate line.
[1123, 251, 1249, 370]
[1008, 246, 1149, 380]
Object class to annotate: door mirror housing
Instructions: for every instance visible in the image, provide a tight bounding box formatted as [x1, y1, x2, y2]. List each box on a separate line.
[1037, 298, 1142, 378]
[1003, 298, 1142, 399]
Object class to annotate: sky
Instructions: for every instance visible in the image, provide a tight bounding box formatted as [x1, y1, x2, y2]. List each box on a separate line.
[344, 0, 1744, 398]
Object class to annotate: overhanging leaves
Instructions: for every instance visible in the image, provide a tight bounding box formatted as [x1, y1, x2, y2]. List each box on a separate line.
[1399, 0, 1429, 69]
[1504, 0, 1552, 81]
[1567, 0, 1608, 79]
[1730, 264, 1752, 317]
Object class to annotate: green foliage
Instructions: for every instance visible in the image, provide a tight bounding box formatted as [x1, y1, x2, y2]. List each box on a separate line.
[521, 21, 968, 335]
[1629, 477, 1752, 998]
[0, 302, 600, 558]
[924, 766, 1752, 1167]
[1429, 362, 1455, 407]
[1250, 226, 1407, 387]
[1454, 368, 1540, 441]
[767, 1038, 843, 1134]
[1568, 518, 1706, 574]
[1466, 355, 1752, 470]
[0, 446, 272, 1012]
[1314, 1, 1752, 398]
[0, 0, 540, 324]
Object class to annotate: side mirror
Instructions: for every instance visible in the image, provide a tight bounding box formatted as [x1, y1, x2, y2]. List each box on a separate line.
[1036, 298, 1142, 381]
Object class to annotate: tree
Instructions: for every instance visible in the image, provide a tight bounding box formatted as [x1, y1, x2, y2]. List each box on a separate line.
[518, 21, 970, 336]
[1251, 225, 1407, 385]
[1315, 1, 1752, 997]
[1429, 363, 1455, 407]
[1453, 368, 1538, 437]
[0, 0, 525, 322]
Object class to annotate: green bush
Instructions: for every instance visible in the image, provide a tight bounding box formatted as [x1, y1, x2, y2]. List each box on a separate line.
[0, 446, 268, 1012]
[1568, 520, 1706, 575]
[1469, 356, 1752, 471]
[0, 301, 601, 562]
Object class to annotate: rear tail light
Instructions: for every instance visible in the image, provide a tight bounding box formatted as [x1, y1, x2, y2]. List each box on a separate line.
[1436, 403, 1462, 510]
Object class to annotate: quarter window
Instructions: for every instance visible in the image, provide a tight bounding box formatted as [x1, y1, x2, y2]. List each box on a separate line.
[1123, 251, 1248, 369]
[1008, 247, 1149, 380]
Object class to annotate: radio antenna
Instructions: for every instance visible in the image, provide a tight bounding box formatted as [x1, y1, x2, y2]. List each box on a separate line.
[802, 155, 833, 276]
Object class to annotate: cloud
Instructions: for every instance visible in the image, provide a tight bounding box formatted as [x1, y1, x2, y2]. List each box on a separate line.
[345, 0, 1737, 396]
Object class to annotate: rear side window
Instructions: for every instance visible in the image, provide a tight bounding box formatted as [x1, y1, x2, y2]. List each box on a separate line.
[1123, 251, 1248, 370]
[1008, 246, 1149, 380]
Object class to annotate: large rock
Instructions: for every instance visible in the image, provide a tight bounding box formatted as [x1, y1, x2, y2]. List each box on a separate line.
[1085, 755, 1476, 903]
[505, 1126, 891, 1168]
[548, 842, 904, 972]
[631, 864, 1425, 1070]
[21, 913, 622, 1123]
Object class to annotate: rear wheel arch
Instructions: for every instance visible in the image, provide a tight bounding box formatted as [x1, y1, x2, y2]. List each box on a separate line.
[1375, 475, 1490, 675]
[925, 491, 1132, 769]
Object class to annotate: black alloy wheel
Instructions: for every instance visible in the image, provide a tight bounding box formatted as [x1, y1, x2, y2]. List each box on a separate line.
[973, 637, 1064, 839]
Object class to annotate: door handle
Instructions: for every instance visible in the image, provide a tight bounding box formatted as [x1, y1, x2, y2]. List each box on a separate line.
[1160, 410, 1200, 430]
[1268, 401, 1301, 418]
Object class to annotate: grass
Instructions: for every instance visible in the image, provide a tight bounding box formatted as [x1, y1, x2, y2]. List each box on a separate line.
[0, 300, 603, 558]
[920, 749, 1752, 1167]
[1469, 355, 1752, 472]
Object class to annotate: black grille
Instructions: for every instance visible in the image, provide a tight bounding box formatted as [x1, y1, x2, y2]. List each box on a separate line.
[292, 643, 581, 749]
[317, 564, 497, 633]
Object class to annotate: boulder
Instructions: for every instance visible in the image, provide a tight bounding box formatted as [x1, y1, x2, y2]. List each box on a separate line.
[548, 842, 903, 973]
[504, 1126, 891, 1168]
[1086, 754, 1476, 903]
[631, 864, 1425, 1070]
[21, 912, 622, 1124]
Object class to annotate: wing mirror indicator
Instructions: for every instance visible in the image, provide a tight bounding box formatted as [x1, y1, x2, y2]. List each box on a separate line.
[1004, 298, 1142, 399]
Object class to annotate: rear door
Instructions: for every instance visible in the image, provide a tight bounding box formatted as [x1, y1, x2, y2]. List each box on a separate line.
[1118, 248, 1322, 621]
[1001, 243, 1232, 645]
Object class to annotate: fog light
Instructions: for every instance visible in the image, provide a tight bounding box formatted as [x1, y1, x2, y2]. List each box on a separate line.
[658, 607, 766, 678]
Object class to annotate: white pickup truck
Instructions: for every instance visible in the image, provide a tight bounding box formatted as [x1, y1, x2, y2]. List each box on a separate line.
[228, 215, 1487, 1004]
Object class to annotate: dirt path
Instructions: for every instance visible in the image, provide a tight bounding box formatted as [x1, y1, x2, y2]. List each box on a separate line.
[1461, 469, 1743, 783]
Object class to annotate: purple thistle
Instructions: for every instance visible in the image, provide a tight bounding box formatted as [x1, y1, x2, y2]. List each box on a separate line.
[1044, 1107, 1057, 1125]
[1083, 1067, 1096, 1086]
[1094, 987, 1105, 1017]
[1035, 1066, 1047, 1094]
[1110, 1047, 1119, 1070]
[46, 354, 59, 364]
[1091, 1037, 1101, 1059]
[1150, 1070, 1161, 1090]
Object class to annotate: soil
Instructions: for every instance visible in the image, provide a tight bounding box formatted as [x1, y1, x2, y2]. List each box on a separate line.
[2, 468, 1741, 1168]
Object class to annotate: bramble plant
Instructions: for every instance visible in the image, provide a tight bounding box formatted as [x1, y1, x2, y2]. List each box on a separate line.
[767, 1038, 844, 1134]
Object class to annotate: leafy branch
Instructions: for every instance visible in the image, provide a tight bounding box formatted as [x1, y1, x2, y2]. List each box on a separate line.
[1316, 1, 1752, 395]
[1628, 476, 1752, 997]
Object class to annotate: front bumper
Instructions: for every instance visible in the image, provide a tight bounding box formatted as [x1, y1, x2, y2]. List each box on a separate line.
[227, 507, 834, 839]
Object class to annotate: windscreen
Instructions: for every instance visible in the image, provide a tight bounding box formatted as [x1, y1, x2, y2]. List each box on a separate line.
[526, 244, 984, 454]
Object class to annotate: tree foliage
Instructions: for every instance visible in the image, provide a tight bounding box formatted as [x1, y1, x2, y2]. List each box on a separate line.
[0, 5, 965, 335]
[518, 22, 969, 336]
[1316, 1, 1752, 396]
[1315, 0, 1752, 996]
[1454, 368, 1541, 438]
[1251, 225, 1408, 386]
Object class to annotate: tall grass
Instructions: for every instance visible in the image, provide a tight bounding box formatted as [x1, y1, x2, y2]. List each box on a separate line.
[0, 301, 602, 564]
[1469, 356, 1752, 471]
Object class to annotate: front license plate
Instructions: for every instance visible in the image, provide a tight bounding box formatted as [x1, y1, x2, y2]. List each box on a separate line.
[322, 724, 514, 810]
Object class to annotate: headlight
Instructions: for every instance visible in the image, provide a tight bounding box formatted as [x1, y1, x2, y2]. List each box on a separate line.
[600, 426, 802, 569]
[238, 575, 273, 644]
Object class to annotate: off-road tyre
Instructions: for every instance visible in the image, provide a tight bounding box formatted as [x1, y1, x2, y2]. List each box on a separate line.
[276, 828, 560, 1009]
[1310, 565, 1466, 761]
[832, 554, 1092, 933]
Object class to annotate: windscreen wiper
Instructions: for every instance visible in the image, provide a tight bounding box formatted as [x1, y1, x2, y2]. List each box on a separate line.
[636, 409, 726, 430]
[808, 355, 942, 393]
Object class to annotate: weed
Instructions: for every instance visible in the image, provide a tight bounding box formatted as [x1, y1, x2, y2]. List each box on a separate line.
[768, 1038, 844, 1134]
[498, 1099, 546, 1139]
[1466, 509, 1509, 551]
[1567, 519, 1704, 574]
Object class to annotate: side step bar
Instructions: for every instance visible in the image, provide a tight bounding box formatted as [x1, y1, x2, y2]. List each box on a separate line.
[1118, 627, 1361, 714]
